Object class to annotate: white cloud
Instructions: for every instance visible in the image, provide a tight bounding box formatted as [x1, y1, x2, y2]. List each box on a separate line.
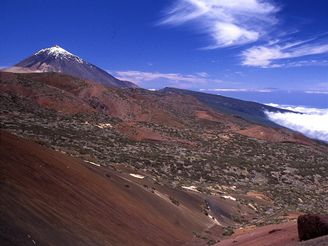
[242, 41, 328, 67]
[265, 104, 328, 142]
[304, 90, 328, 95]
[159, 1, 328, 69]
[160, 0, 278, 48]
[281, 59, 328, 68]
[266, 104, 328, 114]
[301, 83, 328, 95]
[200, 88, 274, 92]
[113, 70, 224, 88]
[195, 72, 209, 77]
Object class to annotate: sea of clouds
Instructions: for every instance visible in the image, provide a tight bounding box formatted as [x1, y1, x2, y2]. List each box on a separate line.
[265, 103, 328, 142]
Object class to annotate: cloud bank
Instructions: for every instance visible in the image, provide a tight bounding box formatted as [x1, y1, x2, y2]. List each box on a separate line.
[265, 104, 328, 142]
[160, 0, 278, 48]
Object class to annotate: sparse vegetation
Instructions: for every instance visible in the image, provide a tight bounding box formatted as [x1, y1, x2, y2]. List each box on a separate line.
[1, 76, 328, 228]
[169, 196, 180, 206]
[222, 226, 234, 236]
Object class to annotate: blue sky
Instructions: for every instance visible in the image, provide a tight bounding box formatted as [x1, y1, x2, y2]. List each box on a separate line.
[1, 0, 328, 103]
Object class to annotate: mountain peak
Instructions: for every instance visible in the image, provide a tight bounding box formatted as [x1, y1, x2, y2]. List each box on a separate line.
[35, 45, 84, 64]
[10, 46, 138, 88]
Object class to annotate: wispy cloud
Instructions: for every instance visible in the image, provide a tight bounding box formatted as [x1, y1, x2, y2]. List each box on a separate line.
[304, 90, 328, 95]
[159, 1, 328, 69]
[280, 59, 328, 68]
[112, 70, 225, 89]
[265, 104, 328, 142]
[160, 0, 278, 48]
[199, 88, 274, 92]
[242, 40, 328, 67]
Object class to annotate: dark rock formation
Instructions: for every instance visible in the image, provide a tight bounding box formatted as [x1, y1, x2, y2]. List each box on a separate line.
[298, 214, 328, 241]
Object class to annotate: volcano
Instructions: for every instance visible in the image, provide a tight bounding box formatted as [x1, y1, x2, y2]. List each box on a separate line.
[5, 45, 137, 88]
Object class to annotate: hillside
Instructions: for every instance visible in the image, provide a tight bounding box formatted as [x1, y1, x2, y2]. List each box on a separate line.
[0, 131, 213, 245]
[160, 87, 292, 127]
[1, 71, 328, 245]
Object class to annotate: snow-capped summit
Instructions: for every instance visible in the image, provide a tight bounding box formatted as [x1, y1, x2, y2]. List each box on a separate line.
[6, 45, 137, 88]
[36, 45, 72, 56]
[35, 45, 84, 64]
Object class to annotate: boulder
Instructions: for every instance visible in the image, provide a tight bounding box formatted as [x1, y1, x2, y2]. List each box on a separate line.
[298, 214, 328, 241]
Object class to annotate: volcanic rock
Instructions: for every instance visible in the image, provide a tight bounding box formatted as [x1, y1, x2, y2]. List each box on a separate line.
[298, 214, 328, 241]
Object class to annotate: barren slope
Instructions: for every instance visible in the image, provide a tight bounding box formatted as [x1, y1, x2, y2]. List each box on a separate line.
[0, 131, 215, 245]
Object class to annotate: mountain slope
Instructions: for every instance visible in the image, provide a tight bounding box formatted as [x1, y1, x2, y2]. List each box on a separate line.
[3, 130, 326, 246]
[160, 87, 291, 127]
[1, 71, 328, 245]
[0, 71, 317, 145]
[0, 130, 217, 246]
[4, 45, 137, 88]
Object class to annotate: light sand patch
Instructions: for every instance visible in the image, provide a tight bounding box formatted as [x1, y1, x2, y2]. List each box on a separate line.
[84, 160, 101, 167]
[182, 185, 199, 192]
[129, 173, 145, 179]
[97, 123, 112, 129]
[222, 195, 236, 201]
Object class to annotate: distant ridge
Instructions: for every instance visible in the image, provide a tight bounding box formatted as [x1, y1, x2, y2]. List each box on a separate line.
[160, 87, 292, 127]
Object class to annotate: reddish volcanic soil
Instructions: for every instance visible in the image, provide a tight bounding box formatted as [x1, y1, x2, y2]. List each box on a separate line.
[213, 221, 328, 246]
[0, 72, 95, 114]
[116, 122, 168, 141]
[1, 71, 323, 147]
[0, 72, 185, 126]
[0, 130, 214, 246]
[215, 222, 299, 246]
[237, 125, 315, 145]
[1, 72, 328, 245]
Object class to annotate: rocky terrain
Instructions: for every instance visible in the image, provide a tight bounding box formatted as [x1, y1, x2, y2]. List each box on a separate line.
[1, 71, 328, 245]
